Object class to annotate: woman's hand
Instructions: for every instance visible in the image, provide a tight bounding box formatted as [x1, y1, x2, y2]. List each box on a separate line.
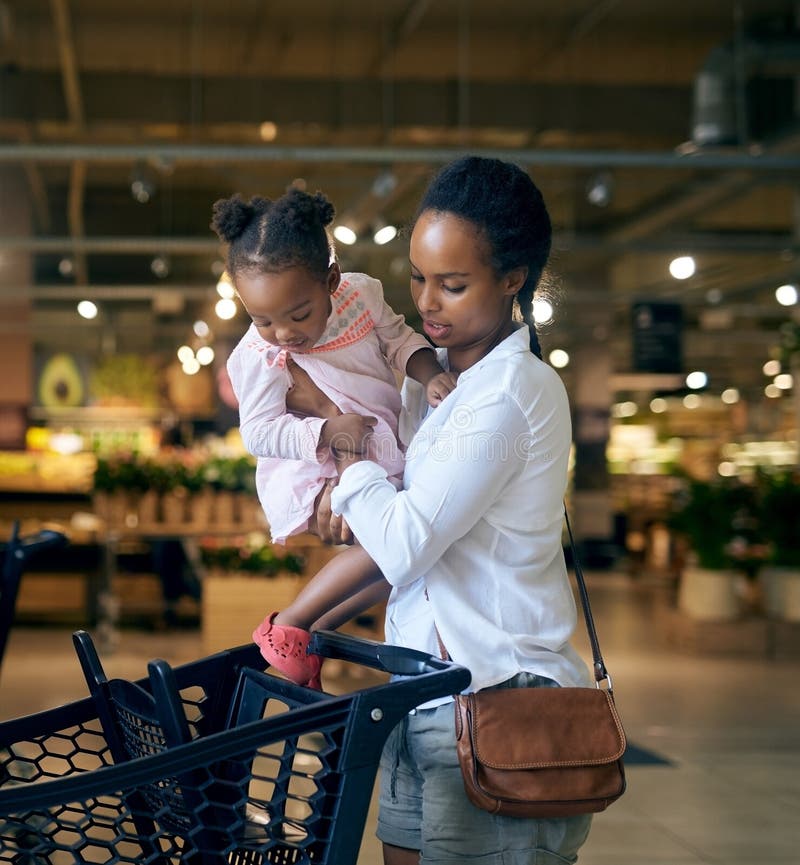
[311, 480, 354, 545]
[285, 357, 340, 419]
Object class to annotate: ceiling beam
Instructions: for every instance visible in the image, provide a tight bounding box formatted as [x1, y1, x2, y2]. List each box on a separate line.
[50, 0, 88, 283]
[0, 230, 794, 256]
[0, 142, 798, 171]
[15, 125, 51, 233]
[373, 0, 433, 76]
[0, 71, 692, 139]
[607, 173, 756, 243]
[49, 0, 84, 127]
[66, 158, 88, 284]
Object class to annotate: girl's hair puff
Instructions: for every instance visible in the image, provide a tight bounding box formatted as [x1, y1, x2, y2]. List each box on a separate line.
[415, 156, 551, 358]
[210, 188, 336, 281]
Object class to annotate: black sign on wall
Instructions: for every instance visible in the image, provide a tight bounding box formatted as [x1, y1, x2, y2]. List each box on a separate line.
[631, 302, 683, 374]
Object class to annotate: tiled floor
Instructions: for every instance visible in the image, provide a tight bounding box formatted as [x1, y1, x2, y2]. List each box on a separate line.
[1, 572, 799, 864]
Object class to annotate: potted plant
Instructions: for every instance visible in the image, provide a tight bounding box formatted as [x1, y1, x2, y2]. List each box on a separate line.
[92, 453, 151, 528]
[200, 455, 258, 527]
[668, 475, 759, 621]
[758, 469, 800, 622]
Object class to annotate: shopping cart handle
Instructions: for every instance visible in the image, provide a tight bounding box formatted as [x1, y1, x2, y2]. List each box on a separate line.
[3, 524, 68, 569]
[17, 529, 67, 554]
[309, 629, 455, 676]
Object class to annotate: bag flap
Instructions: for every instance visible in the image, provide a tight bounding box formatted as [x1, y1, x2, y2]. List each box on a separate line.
[468, 687, 626, 769]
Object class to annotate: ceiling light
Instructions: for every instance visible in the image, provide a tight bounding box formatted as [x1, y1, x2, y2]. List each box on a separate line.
[764, 383, 781, 398]
[77, 300, 98, 320]
[210, 259, 225, 277]
[177, 345, 194, 364]
[721, 387, 740, 404]
[150, 254, 170, 278]
[683, 393, 701, 409]
[259, 121, 278, 142]
[774, 373, 793, 390]
[762, 359, 781, 376]
[718, 461, 737, 477]
[58, 256, 74, 277]
[612, 401, 638, 418]
[182, 357, 201, 376]
[193, 320, 210, 338]
[775, 283, 798, 306]
[371, 170, 398, 198]
[373, 224, 398, 245]
[215, 297, 237, 320]
[216, 272, 235, 298]
[649, 397, 667, 413]
[585, 171, 613, 207]
[196, 345, 215, 366]
[549, 348, 569, 368]
[685, 370, 707, 389]
[669, 256, 696, 280]
[333, 225, 357, 245]
[532, 298, 553, 324]
[130, 162, 156, 203]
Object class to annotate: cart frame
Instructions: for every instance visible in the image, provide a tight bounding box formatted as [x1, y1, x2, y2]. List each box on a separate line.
[0, 630, 469, 864]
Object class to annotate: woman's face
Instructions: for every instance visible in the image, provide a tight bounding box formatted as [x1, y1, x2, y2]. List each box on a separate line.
[235, 263, 339, 352]
[409, 211, 523, 369]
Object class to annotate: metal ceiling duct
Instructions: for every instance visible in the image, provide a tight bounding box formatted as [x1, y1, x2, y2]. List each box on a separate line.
[692, 24, 800, 147]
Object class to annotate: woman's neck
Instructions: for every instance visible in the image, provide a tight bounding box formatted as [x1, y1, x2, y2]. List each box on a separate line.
[447, 319, 517, 375]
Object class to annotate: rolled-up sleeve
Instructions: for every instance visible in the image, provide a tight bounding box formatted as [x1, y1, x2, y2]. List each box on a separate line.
[331, 393, 528, 585]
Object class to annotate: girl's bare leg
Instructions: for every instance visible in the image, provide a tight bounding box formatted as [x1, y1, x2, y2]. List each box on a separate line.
[273, 545, 385, 630]
[311, 578, 391, 632]
[252, 545, 387, 687]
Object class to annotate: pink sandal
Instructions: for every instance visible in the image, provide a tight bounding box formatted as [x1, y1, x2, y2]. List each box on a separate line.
[252, 612, 323, 690]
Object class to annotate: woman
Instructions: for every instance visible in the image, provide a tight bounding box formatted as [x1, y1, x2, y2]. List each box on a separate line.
[316, 156, 593, 864]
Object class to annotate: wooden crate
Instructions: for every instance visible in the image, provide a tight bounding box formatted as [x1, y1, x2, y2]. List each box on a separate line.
[201, 572, 309, 655]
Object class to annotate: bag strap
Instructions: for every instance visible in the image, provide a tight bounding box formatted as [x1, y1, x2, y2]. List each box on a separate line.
[564, 507, 611, 688]
[432, 505, 613, 689]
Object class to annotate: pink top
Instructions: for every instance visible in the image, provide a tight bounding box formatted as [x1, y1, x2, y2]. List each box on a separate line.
[227, 272, 431, 543]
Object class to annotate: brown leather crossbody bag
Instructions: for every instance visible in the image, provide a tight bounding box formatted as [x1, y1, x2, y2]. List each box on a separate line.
[440, 511, 627, 818]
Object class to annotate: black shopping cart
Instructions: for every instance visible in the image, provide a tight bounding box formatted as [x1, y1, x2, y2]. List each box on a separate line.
[0, 628, 470, 864]
[0, 522, 68, 676]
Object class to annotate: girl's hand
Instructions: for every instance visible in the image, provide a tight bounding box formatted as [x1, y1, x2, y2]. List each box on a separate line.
[286, 357, 340, 419]
[425, 370, 458, 406]
[320, 413, 377, 455]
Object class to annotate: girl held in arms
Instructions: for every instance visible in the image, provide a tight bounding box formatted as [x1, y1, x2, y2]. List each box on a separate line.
[211, 188, 455, 689]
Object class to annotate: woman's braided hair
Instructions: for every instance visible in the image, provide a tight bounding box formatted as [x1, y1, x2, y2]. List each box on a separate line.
[415, 156, 552, 358]
[210, 187, 335, 281]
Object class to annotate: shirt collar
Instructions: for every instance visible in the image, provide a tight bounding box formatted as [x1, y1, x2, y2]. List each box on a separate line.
[454, 325, 531, 383]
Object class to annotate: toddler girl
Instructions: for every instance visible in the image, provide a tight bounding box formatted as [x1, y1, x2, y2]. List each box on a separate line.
[211, 188, 455, 688]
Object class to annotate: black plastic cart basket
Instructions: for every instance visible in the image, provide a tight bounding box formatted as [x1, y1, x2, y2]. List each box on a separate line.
[0, 630, 470, 865]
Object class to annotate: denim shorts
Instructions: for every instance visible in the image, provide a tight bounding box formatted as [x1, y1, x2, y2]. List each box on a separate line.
[377, 673, 593, 864]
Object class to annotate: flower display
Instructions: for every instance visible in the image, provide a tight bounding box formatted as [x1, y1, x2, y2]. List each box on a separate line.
[198, 532, 305, 576]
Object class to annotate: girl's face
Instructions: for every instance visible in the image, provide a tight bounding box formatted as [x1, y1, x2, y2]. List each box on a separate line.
[236, 263, 339, 352]
[409, 211, 525, 371]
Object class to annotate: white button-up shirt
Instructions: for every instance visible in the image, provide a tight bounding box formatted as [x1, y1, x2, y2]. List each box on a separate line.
[332, 326, 592, 696]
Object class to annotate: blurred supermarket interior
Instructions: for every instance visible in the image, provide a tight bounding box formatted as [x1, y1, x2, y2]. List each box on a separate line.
[1, 2, 799, 863]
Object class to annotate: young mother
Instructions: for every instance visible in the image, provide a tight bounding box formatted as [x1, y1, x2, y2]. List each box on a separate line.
[311, 156, 594, 865]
